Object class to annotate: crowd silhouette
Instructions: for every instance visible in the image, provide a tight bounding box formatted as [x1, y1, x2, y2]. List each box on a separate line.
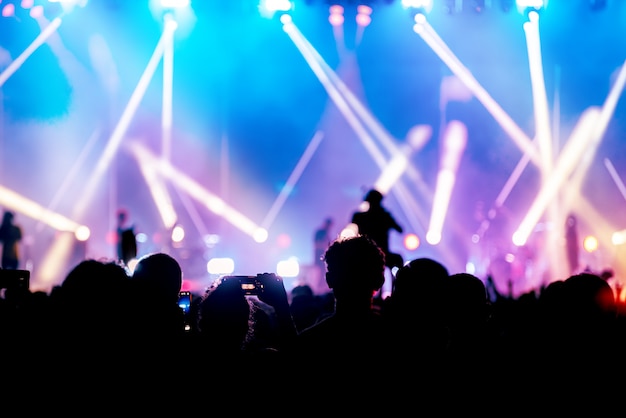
[2, 223, 626, 407]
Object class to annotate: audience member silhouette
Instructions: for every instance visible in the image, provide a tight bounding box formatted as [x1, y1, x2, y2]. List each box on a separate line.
[129, 252, 186, 344]
[288, 283, 328, 333]
[0, 210, 23, 269]
[351, 189, 404, 272]
[194, 275, 252, 356]
[52, 258, 130, 343]
[442, 272, 493, 364]
[290, 234, 387, 383]
[191, 272, 296, 382]
[532, 272, 621, 394]
[42, 258, 135, 389]
[3, 225, 626, 405]
[539, 272, 617, 354]
[383, 257, 450, 363]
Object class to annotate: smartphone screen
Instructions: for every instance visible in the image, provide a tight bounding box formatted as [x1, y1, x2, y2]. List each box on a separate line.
[178, 291, 191, 314]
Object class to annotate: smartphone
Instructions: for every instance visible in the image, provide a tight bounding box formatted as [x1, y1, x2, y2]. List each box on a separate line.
[0, 269, 30, 291]
[178, 291, 192, 314]
[223, 275, 264, 296]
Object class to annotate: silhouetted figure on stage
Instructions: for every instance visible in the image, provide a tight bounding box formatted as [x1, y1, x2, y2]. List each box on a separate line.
[351, 189, 404, 272]
[116, 208, 137, 267]
[313, 217, 334, 272]
[0, 210, 22, 269]
[565, 214, 580, 275]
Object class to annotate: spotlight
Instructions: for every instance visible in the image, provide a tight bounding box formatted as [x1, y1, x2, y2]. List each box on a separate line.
[329, 4, 344, 26]
[356, 4, 372, 27]
[259, 0, 293, 19]
[161, 0, 190, 7]
[402, 0, 432, 9]
[277, 257, 299, 278]
[401, 0, 433, 15]
[207, 257, 235, 276]
[516, 0, 547, 15]
[2, 4, 15, 17]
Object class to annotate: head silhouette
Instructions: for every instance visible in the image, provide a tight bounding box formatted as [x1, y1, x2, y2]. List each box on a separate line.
[324, 234, 386, 303]
[364, 189, 383, 206]
[132, 252, 182, 303]
[2, 211, 14, 224]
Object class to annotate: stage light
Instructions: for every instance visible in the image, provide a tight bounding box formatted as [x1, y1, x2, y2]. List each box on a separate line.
[612, 230, 626, 246]
[401, 0, 433, 13]
[75, 225, 90, 241]
[524, 8, 552, 175]
[516, 0, 546, 14]
[329, 4, 344, 26]
[207, 257, 235, 276]
[512, 107, 600, 247]
[413, 16, 541, 167]
[0, 185, 84, 233]
[277, 233, 291, 249]
[404, 233, 420, 251]
[356, 4, 372, 27]
[161, 0, 190, 7]
[283, 16, 431, 235]
[604, 158, 626, 202]
[47, 0, 88, 12]
[426, 120, 467, 246]
[340, 223, 359, 239]
[150, 0, 194, 34]
[253, 229, 269, 243]
[132, 148, 178, 230]
[260, 0, 291, 12]
[374, 125, 431, 195]
[129, 142, 266, 242]
[71, 30, 167, 220]
[29, 5, 43, 17]
[2, 4, 15, 17]
[171, 225, 185, 244]
[259, 0, 293, 19]
[277, 257, 299, 278]
[204, 234, 221, 247]
[583, 235, 599, 253]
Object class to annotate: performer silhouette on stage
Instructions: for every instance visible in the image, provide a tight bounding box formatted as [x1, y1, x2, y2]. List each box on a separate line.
[565, 214, 580, 275]
[0, 210, 22, 270]
[351, 189, 404, 272]
[116, 208, 137, 267]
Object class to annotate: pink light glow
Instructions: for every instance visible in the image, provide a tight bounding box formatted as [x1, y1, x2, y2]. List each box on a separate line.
[329, 13, 344, 26]
[2, 4, 15, 17]
[29, 5, 43, 18]
[356, 13, 371, 27]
